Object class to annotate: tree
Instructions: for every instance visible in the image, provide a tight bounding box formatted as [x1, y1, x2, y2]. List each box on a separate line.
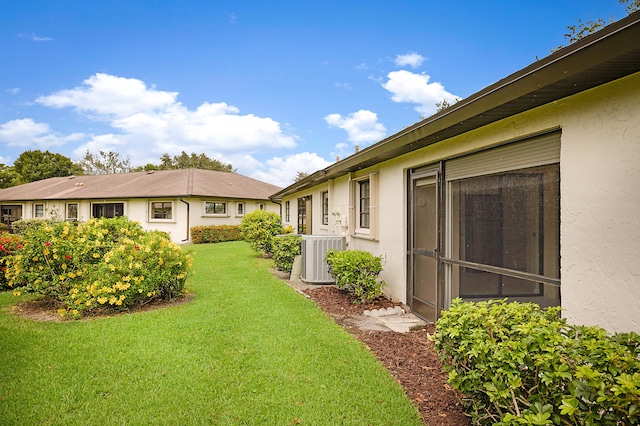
[294, 171, 310, 182]
[436, 98, 460, 113]
[12, 150, 83, 184]
[77, 150, 133, 175]
[553, 0, 638, 52]
[0, 164, 20, 189]
[156, 151, 234, 172]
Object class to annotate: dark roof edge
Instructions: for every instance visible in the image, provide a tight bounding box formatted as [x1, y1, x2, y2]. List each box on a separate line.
[270, 11, 640, 200]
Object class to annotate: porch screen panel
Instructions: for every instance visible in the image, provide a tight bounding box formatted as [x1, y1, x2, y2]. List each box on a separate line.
[445, 133, 560, 304]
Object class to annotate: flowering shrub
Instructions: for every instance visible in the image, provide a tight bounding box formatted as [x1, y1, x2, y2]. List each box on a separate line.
[191, 225, 243, 244]
[4, 217, 192, 318]
[0, 232, 25, 289]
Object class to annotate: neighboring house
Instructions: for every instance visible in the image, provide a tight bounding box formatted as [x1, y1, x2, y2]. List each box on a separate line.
[270, 13, 640, 333]
[0, 168, 281, 244]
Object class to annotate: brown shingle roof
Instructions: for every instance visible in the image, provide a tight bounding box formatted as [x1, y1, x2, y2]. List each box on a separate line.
[0, 169, 281, 201]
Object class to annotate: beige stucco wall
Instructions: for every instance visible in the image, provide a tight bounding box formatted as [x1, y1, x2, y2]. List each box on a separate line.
[284, 71, 640, 333]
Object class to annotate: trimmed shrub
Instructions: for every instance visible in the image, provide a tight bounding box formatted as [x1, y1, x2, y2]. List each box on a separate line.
[191, 225, 242, 244]
[0, 223, 7, 233]
[434, 299, 640, 425]
[0, 232, 25, 289]
[324, 249, 385, 302]
[272, 234, 301, 273]
[4, 217, 192, 318]
[239, 210, 283, 256]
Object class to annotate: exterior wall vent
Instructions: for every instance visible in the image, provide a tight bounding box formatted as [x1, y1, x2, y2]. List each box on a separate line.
[301, 235, 346, 283]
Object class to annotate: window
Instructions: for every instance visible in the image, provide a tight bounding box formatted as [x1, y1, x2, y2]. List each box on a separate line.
[285, 201, 290, 222]
[321, 191, 329, 225]
[34, 203, 45, 218]
[298, 197, 310, 234]
[444, 133, 561, 307]
[258, 203, 265, 210]
[92, 203, 124, 218]
[151, 202, 172, 219]
[66, 203, 78, 220]
[358, 180, 370, 229]
[205, 201, 227, 215]
[350, 173, 378, 239]
[236, 203, 244, 216]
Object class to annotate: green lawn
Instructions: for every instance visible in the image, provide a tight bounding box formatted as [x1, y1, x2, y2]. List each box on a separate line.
[0, 241, 422, 425]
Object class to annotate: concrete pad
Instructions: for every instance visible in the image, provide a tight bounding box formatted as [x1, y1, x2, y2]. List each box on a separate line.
[378, 313, 428, 333]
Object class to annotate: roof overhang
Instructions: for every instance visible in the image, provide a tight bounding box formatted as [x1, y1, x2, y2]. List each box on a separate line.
[271, 11, 640, 200]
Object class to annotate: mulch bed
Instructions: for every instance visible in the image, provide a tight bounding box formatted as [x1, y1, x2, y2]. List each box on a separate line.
[303, 286, 471, 426]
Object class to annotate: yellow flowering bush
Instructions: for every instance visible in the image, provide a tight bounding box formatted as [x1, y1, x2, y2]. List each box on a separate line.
[4, 217, 191, 318]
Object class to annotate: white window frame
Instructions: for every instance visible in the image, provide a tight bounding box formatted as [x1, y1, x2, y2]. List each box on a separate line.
[285, 200, 290, 222]
[350, 172, 379, 239]
[321, 191, 329, 226]
[66, 203, 79, 221]
[34, 203, 45, 218]
[204, 201, 228, 217]
[258, 203, 265, 210]
[149, 201, 173, 221]
[235, 202, 244, 217]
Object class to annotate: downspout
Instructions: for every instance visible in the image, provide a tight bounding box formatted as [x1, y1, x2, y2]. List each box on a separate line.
[180, 198, 190, 242]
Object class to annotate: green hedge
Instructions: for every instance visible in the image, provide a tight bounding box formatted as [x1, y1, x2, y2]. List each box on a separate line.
[272, 234, 301, 273]
[324, 249, 385, 302]
[191, 225, 243, 244]
[434, 299, 640, 425]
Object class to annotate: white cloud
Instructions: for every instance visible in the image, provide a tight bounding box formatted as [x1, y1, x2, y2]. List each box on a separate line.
[0, 118, 85, 148]
[394, 52, 425, 68]
[37, 73, 178, 119]
[334, 82, 352, 90]
[6, 88, 20, 94]
[19, 33, 53, 42]
[382, 70, 459, 116]
[243, 152, 333, 187]
[31, 73, 297, 162]
[324, 110, 386, 145]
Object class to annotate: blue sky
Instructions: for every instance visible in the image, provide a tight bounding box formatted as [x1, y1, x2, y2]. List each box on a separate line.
[0, 0, 631, 187]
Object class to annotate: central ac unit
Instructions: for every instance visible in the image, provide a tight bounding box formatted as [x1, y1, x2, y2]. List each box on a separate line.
[301, 235, 346, 283]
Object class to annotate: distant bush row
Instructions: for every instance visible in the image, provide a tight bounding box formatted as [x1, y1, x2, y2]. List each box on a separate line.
[190, 225, 243, 244]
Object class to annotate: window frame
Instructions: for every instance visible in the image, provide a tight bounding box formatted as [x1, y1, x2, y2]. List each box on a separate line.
[350, 172, 378, 239]
[236, 202, 244, 217]
[66, 203, 79, 221]
[321, 191, 329, 226]
[204, 201, 228, 216]
[34, 203, 45, 218]
[150, 201, 173, 221]
[285, 200, 290, 222]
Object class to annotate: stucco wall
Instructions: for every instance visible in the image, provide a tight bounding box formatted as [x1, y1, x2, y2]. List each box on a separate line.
[559, 73, 640, 333]
[283, 72, 640, 333]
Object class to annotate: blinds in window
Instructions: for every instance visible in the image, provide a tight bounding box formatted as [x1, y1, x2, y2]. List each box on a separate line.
[445, 132, 560, 181]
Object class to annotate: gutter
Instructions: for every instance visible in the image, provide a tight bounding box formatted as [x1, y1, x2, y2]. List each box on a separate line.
[180, 198, 190, 242]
